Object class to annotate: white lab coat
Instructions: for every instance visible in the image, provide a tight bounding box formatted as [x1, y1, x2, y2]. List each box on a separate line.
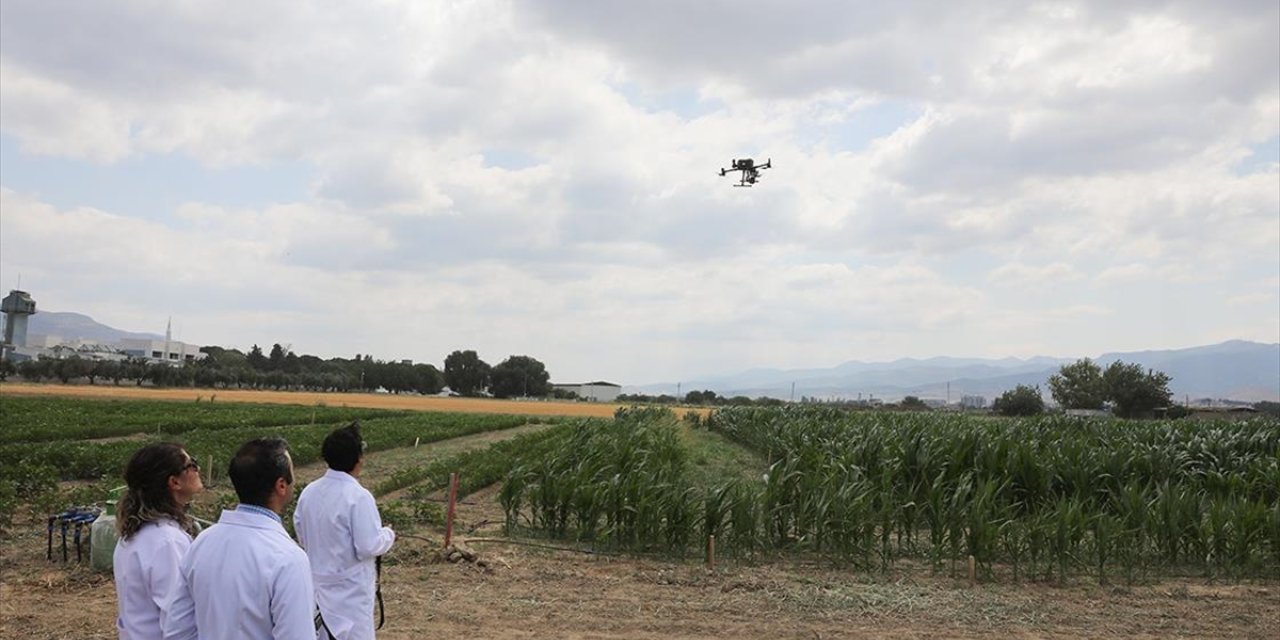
[294, 469, 395, 640]
[162, 508, 315, 640]
[113, 518, 192, 640]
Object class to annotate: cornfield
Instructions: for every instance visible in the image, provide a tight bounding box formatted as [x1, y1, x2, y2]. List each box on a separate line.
[499, 405, 1280, 582]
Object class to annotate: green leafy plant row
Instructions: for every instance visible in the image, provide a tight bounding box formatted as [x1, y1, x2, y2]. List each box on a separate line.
[0, 395, 412, 444]
[0, 402, 574, 526]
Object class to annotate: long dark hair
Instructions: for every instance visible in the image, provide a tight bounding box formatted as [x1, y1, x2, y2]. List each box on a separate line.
[117, 442, 195, 539]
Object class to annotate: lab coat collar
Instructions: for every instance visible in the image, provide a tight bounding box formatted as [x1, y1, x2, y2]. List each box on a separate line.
[322, 468, 360, 484]
[216, 508, 290, 536]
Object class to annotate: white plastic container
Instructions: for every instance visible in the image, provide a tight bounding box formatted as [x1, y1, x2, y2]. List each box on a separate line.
[89, 487, 124, 572]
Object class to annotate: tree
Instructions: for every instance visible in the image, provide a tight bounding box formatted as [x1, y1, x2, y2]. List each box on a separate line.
[900, 395, 929, 410]
[55, 356, 93, 383]
[993, 385, 1046, 416]
[246, 344, 268, 371]
[685, 390, 719, 405]
[1103, 361, 1172, 418]
[201, 346, 250, 371]
[412, 364, 444, 395]
[97, 360, 125, 385]
[489, 355, 551, 399]
[17, 358, 52, 382]
[1048, 359, 1106, 410]
[268, 344, 287, 371]
[282, 352, 301, 374]
[443, 350, 491, 397]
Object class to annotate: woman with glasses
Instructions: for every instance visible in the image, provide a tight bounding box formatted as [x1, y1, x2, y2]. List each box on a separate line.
[113, 442, 204, 639]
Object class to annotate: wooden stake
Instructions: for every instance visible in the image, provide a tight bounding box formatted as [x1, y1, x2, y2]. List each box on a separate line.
[967, 555, 976, 583]
[443, 472, 460, 549]
[414, 437, 420, 448]
[707, 534, 716, 571]
[208, 455, 215, 484]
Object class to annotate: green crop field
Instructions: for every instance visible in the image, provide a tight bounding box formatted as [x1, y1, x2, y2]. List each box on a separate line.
[5, 395, 1277, 585]
[0, 395, 578, 526]
[499, 406, 1280, 582]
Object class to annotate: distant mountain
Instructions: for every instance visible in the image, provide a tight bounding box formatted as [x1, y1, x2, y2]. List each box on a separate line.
[26, 311, 165, 344]
[625, 341, 1280, 403]
[1095, 340, 1280, 403]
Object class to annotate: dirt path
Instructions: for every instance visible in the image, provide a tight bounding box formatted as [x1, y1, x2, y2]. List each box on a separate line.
[3, 533, 1275, 639]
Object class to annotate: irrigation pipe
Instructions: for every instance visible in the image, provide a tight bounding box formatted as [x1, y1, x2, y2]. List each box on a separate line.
[395, 532, 439, 545]
[395, 531, 612, 555]
[463, 537, 620, 556]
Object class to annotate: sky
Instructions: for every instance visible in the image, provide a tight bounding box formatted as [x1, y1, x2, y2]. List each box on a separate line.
[1, 1, 1277, 385]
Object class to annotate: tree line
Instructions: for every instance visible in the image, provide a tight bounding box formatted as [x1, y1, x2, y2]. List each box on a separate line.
[992, 358, 1177, 418]
[0, 344, 552, 399]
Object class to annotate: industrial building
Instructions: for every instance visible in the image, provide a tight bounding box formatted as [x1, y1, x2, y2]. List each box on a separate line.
[552, 381, 622, 402]
[1, 289, 204, 364]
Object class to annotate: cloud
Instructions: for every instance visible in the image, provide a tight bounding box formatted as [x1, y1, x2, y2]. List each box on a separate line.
[1, 0, 1277, 382]
[988, 262, 1081, 287]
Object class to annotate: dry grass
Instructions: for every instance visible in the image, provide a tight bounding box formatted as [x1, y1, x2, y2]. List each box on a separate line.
[0, 382, 626, 418]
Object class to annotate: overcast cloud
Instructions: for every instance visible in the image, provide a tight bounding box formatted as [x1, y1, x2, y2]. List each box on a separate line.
[1, 0, 1276, 384]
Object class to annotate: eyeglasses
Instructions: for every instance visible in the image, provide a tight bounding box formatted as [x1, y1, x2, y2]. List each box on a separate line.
[183, 460, 200, 472]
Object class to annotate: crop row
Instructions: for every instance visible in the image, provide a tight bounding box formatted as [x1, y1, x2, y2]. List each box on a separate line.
[2, 411, 563, 481]
[0, 395, 411, 444]
[374, 422, 582, 499]
[500, 407, 700, 550]
[709, 407, 1280, 580]
[0, 408, 571, 526]
[498, 406, 1280, 581]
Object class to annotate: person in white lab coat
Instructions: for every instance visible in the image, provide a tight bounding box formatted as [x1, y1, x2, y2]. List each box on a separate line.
[113, 442, 204, 640]
[295, 422, 396, 640]
[162, 437, 315, 640]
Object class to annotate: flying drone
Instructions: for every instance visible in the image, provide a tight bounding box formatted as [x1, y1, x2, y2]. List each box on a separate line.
[719, 157, 771, 187]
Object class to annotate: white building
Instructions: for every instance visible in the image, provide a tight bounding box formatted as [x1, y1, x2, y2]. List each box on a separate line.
[5, 300, 206, 365]
[552, 381, 622, 402]
[118, 337, 205, 364]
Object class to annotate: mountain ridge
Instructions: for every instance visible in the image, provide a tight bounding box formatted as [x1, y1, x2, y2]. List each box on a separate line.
[27, 311, 165, 343]
[627, 341, 1280, 403]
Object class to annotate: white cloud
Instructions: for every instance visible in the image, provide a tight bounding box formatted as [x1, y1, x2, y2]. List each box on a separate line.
[1, 0, 1277, 382]
[988, 262, 1081, 287]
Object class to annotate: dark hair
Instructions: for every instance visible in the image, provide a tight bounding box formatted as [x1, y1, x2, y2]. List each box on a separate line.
[228, 438, 294, 507]
[321, 422, 363, 473]
[117, 443, 195, 539]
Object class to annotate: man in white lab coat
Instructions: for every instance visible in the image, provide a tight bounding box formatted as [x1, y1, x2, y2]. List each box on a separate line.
[295, 422, 395, 640]
[162, 438, 315, 640]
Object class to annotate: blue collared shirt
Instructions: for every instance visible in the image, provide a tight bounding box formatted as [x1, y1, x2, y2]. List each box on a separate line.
[236, 503, 283, 524]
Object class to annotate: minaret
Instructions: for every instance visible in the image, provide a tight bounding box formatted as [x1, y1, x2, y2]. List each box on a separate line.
[1, 290, 37, 360]
[165, 316, 172, 362]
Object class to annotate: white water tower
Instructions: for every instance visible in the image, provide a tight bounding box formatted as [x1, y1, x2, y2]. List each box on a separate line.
[1, 289, 37, 358]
